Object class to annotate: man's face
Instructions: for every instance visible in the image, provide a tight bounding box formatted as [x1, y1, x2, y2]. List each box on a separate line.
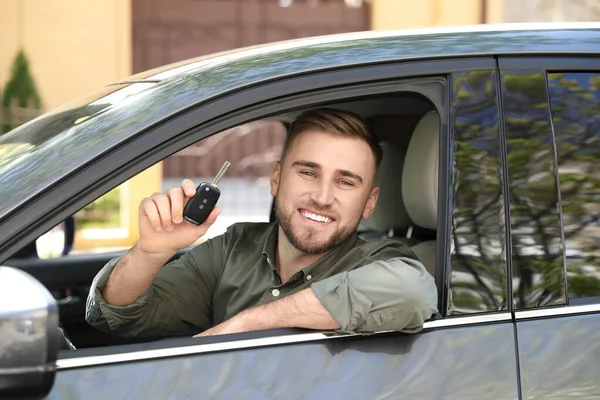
[271, 130, 379, 254]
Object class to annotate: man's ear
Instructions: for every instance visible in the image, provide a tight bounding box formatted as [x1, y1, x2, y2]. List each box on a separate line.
[362, 186, 380, 220]
[270, 161, 282, 197]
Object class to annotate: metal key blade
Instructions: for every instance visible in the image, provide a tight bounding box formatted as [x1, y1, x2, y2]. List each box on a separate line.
[211, 160, 231, 186]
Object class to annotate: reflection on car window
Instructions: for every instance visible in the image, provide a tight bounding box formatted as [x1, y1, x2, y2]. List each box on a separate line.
[449, 70, 508, 315]
[548, 72, 600, 301]
[0, 83, 156, 175]
[501, 70, 566, 310]
[0, 143, 34, 169]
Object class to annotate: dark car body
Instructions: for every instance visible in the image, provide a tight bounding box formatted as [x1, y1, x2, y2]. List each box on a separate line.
[1, 23, 600, 399]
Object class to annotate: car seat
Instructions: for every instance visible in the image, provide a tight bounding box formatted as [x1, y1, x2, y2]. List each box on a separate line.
[358, 141, 416, 244]
[402, 111, 439, 276]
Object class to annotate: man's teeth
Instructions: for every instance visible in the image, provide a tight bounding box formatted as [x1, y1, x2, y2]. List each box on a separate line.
[302, 211, 332, 223]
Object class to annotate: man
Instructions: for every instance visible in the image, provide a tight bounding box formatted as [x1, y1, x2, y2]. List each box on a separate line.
[86, 108, 437, 338]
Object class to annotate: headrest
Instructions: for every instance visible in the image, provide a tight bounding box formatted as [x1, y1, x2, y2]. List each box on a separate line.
[360, 141, 411, 234]
[402, 111, 439, 230]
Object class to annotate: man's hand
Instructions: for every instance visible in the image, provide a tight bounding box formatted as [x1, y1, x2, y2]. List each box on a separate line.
[103, 178, 221, 307]
[138, 178, 220, 256]
[193, 288, 341, 338]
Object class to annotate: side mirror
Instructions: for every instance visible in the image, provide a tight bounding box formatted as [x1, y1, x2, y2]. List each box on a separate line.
[0, 266, 59, 399]
[9, 216, 75, 260]
[36, 216, 75, 258]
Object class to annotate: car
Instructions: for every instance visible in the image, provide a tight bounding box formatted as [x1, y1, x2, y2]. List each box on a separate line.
[1, 22, 600, 399]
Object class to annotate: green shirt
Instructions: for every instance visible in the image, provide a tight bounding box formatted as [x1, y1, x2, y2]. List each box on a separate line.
[86, 222, 438, 337]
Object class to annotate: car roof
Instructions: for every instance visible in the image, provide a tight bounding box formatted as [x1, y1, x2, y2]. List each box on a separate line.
[121, 22, 600, 84]
[1, 22, 600, 222]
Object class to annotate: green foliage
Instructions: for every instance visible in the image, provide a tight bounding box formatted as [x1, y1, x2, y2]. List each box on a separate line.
[450, 70, 600, 314]
[1, 49, 42, 133]
[75, 187, 121, 229]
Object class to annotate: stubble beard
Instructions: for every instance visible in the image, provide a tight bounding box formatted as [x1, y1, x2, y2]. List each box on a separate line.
[274, 195, 359, 255]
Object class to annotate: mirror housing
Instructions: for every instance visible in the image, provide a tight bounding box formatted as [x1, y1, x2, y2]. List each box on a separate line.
[9, 216, 75, 260]
[0, 266, 59, 399]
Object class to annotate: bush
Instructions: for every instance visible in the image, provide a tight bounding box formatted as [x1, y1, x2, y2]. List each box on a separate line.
[1, 50, 42, 133]
[75, 187, 121, 229]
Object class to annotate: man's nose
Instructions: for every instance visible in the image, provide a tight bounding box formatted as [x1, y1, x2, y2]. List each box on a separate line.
[310, 181, 334, 206]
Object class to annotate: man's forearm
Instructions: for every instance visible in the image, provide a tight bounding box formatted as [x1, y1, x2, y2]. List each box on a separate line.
[240, 288, 341, 331]
[103, 243, 173, 306]
[195, 288, 340, 337]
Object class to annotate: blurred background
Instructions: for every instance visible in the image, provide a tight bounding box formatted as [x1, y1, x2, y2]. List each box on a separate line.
[1, 0, 599, 255]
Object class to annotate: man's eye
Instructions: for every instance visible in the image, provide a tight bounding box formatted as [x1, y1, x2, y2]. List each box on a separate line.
[339, 180, 354, 186]
[301, 171, 316, 178]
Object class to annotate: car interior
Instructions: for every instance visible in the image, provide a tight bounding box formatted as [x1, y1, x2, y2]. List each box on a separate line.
[5, 91, 441, 352]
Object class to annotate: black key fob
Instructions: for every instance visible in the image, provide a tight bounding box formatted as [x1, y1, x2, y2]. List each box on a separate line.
[183, 183, 221, 226]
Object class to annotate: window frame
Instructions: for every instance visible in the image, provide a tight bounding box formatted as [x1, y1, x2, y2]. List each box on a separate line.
[498, 56, 600, 320]
[2, 57, 508, 369]
[445, 68, 510, 317]
[1, 58, 488, 261]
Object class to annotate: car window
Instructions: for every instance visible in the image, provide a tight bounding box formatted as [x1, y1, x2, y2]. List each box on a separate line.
[548, 71, 600, 302]
[0, 82, 160, 223]
[448, 70, 508, 315]
[66, 121, 286, 256]
[500, 69, 566, 310]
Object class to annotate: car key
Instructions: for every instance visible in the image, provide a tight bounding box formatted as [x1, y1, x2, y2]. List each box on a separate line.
[183, 160, 231, 226]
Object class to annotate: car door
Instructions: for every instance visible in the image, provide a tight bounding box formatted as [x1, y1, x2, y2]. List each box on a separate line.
[499, 57, 600, 399]
[0, 45, 521, 396]
[28, 59, 521, 399]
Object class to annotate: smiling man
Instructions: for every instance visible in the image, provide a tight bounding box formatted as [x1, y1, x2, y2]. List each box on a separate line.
[86, 108, 438, 338]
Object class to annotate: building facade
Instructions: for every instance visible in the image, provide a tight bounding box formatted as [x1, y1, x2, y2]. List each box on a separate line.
[0, 0, 595, 252]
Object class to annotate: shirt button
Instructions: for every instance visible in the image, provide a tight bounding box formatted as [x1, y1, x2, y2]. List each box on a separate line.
[306, 275, 312, 281]
[272, 289, 280, 297]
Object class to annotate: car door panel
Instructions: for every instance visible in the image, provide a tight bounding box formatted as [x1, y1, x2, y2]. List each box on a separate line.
[516, 312, 600, 399]
[2, 55, 520, 396]
[50, 64, 523, 399]
[51, 323, 519, 400]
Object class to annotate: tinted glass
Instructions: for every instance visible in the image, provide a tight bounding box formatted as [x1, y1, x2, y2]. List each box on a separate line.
[501, 70, 566, 309]
[548, 72, 600, 301]
[449, 70, 508, 315]
[0, 81, 160, 219]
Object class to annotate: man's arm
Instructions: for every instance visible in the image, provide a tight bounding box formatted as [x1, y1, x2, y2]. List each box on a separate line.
[103, 180, 220, 306]
[86, 179, 224, 338]
[86, 238, 225, 338]
[102, 243, 173, 306]
[194, 287, 339, 337]
[195, 256, 437, 337]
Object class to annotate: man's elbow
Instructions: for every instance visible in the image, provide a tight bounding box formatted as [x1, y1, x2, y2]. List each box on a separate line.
[403, 266, 438, 323]
[382, 289, 437, 333]
[413, 269, 438, 315]
[364, 265, 438, 334]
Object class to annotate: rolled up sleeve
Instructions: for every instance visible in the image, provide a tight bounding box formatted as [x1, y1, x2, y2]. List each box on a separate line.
[85, 257, 165, 337]
[311, 257, 438, 334]
[86, 235, 227, 338]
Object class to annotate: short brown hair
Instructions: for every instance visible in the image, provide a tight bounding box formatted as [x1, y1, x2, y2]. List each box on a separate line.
[280, 108, 382, 171]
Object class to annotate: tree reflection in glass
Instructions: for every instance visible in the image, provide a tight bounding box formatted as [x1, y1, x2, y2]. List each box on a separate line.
[548, 72, 600, 301]
[502, 70, 566, 309]
[449, 70, 508, 315]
